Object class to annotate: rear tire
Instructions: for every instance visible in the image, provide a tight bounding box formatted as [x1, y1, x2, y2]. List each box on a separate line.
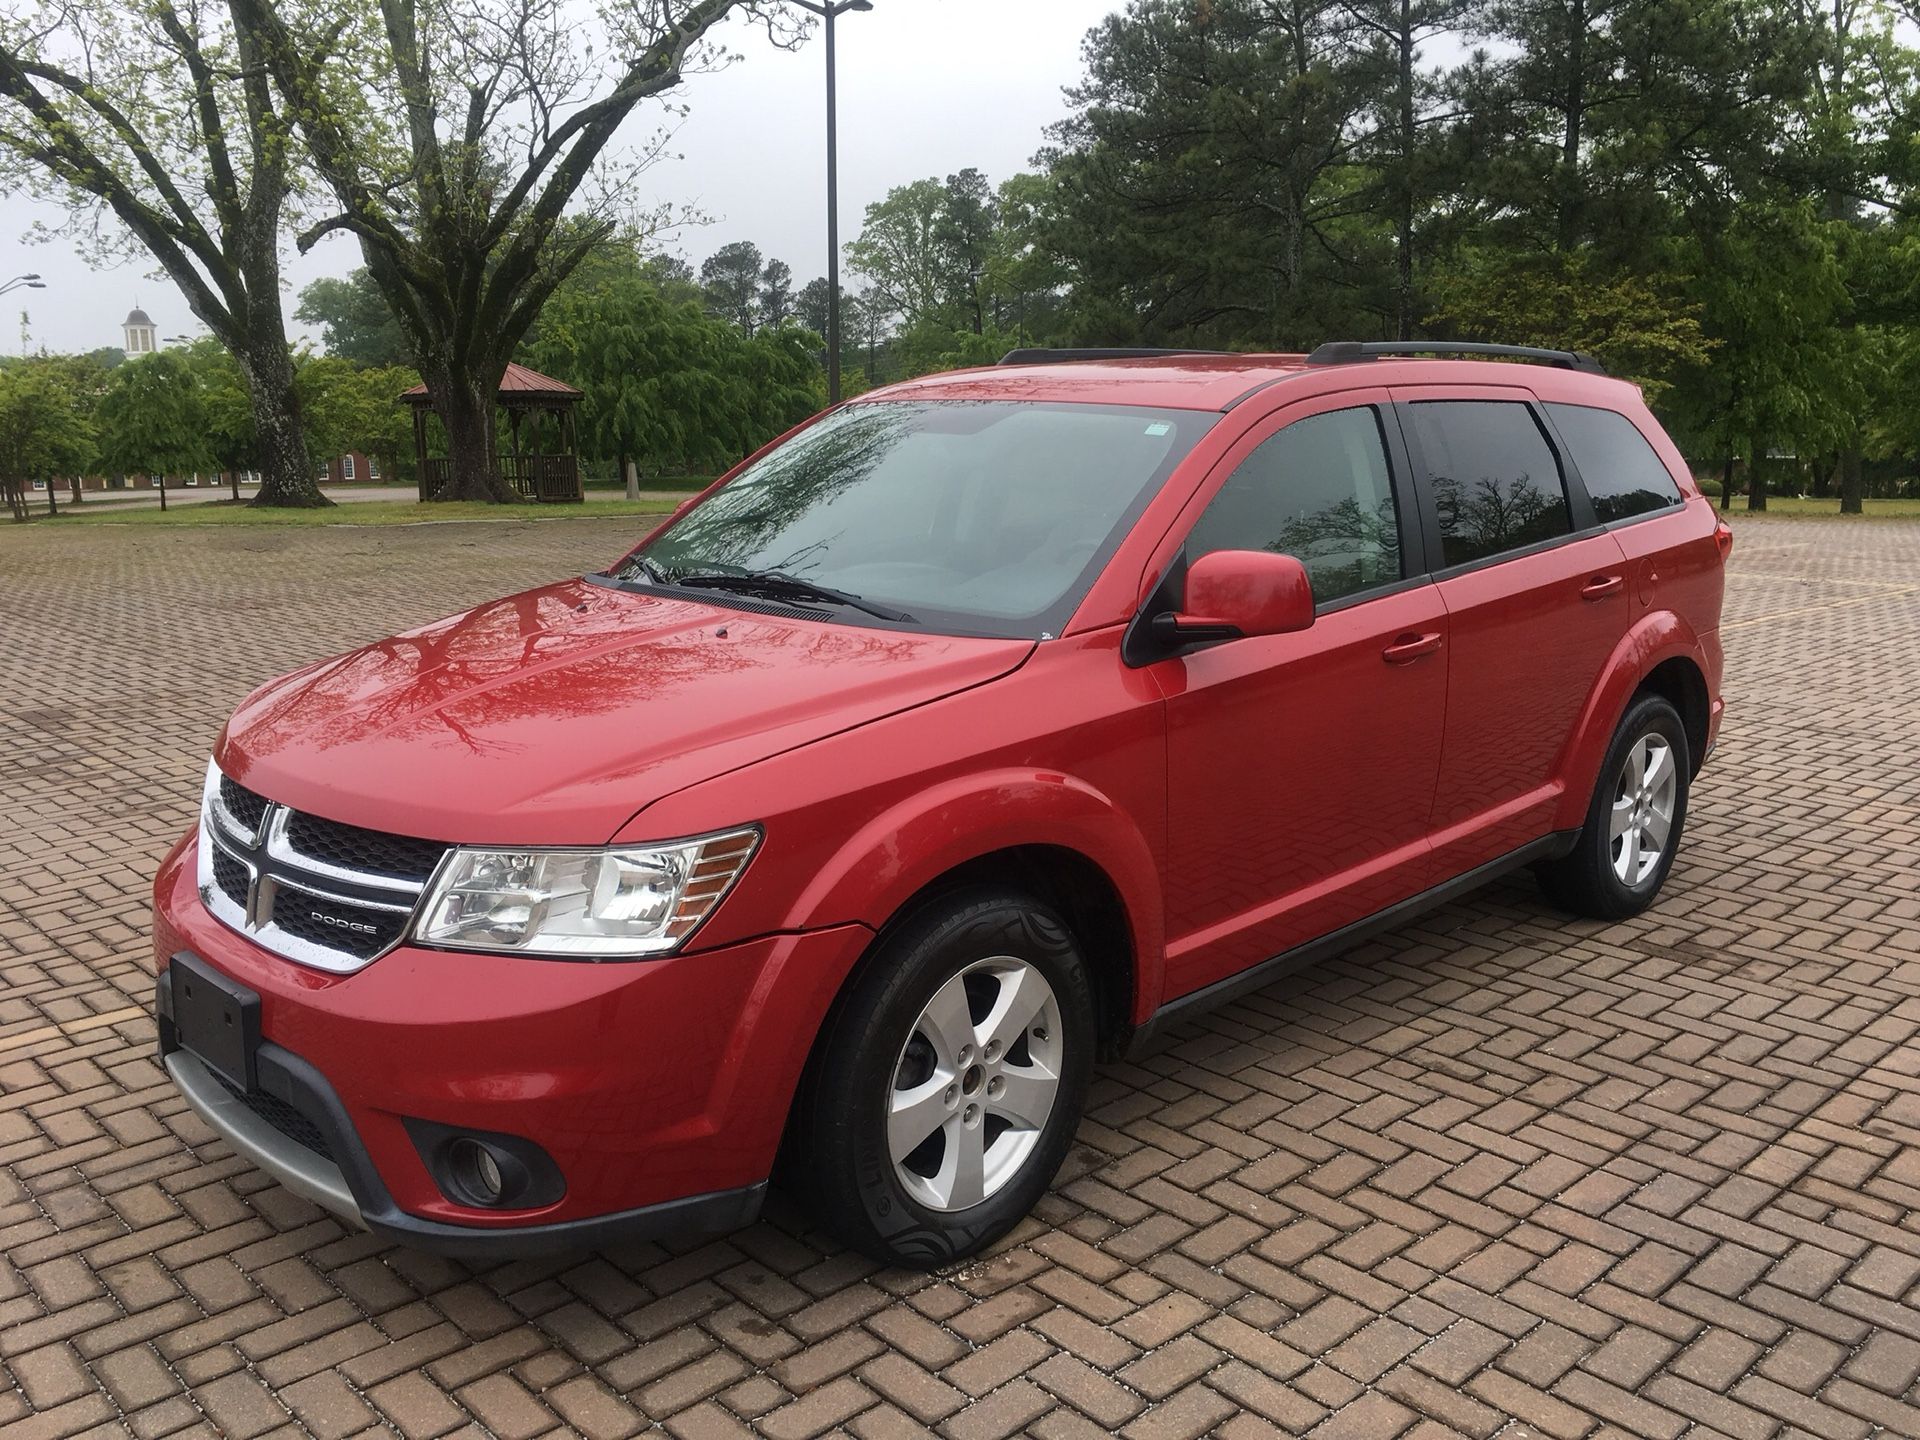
[1536, 693, 1690, 920]
[791, 888, 1095, 1268]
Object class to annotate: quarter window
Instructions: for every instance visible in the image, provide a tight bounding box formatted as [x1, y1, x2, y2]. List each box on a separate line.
[1407, 401, 1571, 567]
[1547, 403, 1683, 522]
[1185, 407, 1402, 604]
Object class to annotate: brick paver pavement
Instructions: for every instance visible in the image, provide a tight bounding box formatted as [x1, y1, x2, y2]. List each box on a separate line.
[3, 515, 1918, 1440]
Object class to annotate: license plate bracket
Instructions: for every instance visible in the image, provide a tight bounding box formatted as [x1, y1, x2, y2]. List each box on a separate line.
[169, 953, 261, 1092]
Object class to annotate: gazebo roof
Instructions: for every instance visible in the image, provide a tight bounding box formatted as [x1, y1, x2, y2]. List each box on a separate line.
[402, 362, 582, 405]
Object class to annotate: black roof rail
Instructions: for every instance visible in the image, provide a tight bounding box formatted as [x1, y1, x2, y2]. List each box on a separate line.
[997, 346, 1232, 366]
[1305, 341, 1607, 375]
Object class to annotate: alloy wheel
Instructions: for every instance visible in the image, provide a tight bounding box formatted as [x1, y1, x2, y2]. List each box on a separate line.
[887, 957, 1063, 1212]
[1609, 733, 1677, 886]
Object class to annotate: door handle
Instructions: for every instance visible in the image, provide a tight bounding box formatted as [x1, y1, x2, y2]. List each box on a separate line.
[1382, 631, 1442, 665]
[1581, 574, 1626, 600]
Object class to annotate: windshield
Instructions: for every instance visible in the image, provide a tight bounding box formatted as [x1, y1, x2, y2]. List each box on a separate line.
[611, 399, 1213, 638]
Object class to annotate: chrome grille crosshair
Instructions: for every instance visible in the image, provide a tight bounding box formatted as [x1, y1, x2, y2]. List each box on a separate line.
[195, 762, 447, 975]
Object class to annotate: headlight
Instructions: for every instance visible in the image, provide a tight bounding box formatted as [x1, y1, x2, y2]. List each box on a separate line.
[413, 828, 759, 958]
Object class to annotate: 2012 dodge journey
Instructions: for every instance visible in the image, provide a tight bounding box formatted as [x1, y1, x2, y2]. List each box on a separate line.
[152, 341, 1728, 1266]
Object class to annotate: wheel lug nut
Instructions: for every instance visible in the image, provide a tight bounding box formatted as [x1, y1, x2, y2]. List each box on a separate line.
[988, 1076, 1004, 1097]
[984, 1040, 1000, 1061]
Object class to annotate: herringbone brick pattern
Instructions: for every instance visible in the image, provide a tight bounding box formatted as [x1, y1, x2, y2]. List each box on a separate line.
[2, 515, 1917, 1440]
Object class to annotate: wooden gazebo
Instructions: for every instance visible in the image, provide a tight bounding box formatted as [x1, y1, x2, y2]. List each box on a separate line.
[403, 362, 584, 502]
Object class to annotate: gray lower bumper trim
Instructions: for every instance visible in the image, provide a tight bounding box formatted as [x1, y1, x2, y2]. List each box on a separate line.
[165, 1050, 366, 1228]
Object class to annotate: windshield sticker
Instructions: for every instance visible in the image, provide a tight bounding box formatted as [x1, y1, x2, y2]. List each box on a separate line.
[1144, 422, 1171, 436]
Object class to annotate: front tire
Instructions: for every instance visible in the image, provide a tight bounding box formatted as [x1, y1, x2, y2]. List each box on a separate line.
[1536, 693, 1690, 920]
[791, 888, 1095, 1268]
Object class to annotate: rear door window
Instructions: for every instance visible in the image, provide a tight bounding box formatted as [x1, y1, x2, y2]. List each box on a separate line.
[1546, 403, 1684, 522]
[1185, 406, 1403, 603]
[1405, 401, 1571, 567]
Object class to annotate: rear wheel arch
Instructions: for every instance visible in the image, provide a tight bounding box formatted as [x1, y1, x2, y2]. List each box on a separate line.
[1635, 655, 1710, 776]
[1553, 615, 1710, 830]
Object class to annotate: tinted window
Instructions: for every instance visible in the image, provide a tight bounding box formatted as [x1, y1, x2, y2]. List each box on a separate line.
[1186, 407, 1401, 603]
[624, 400, 1212, 638]
[1548, 403, 1684, 521]
[1407, 401, 1571, 567]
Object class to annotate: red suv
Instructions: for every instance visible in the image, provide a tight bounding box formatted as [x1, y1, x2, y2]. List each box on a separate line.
[152, 342, 1727, 1266]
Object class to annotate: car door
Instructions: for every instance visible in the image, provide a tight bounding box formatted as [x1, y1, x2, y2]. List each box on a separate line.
[1149, 392, 1448, 1000]
[1393, 386, 1632, 878]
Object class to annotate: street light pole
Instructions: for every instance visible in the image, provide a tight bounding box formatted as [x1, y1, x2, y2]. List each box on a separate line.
[792, 0, 872, 405]
[0, 273, 44, 298]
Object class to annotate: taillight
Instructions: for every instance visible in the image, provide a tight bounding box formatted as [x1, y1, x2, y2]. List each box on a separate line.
[1714, 521, 1733, 561]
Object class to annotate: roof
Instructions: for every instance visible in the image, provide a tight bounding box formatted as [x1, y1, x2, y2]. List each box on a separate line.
[864, 351, 1636, 412]
[125, 308, 153, 326]
[402, 362, 582, 403]
[870, 354, 1312, 411]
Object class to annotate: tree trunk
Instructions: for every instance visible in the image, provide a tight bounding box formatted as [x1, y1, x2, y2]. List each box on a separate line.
[45, 480, 58, 517]
[623, 454, 639, 502]
[158, 473, 168, 512]
[1720, 456, 1734, 514]
[1558, 0, 1587, 252]
[425, 365, 511, 502]
[1395, 0, 1415, 340]
[1838, 447, 1865, 514]
[229, 468, 241, 502]
[1746, 453, 1767, 512]
[238, 336, 327, 507]
[69, 476, 83, 505]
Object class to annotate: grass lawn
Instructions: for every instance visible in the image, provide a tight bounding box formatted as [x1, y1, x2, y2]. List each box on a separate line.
[41, 498, 675, 527]
[1715, 496, 1920, 518]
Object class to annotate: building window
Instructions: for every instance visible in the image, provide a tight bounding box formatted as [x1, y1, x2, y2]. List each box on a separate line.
[368, 455, 381, 479]
[342, 454, 356, 481]
[32, 478, 46, 490]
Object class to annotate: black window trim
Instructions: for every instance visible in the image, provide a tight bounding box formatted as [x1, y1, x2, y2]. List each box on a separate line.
[1538, 399, 1689, 532]
[1394, 395, 1611, 582]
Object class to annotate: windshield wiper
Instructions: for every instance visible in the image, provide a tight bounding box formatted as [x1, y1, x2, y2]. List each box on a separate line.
[673, 568, 915, 624]
[618, 554, 670, 586]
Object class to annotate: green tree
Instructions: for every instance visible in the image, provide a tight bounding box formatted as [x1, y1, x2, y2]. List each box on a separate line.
[702, 242, 766, 334]
[232, 0, 798, 501]
[0, 0, 324, 505]
[760, 258, 795, 329]
[0, 362, 96, 521]
[180, 339, 260, 500]
[936, 168, 997, 335]
[1041, 0, 1387, 347]
[95, 351, 211, 511]
[847, 179, 953, 329]
[298, 356, 420, 486]
[296, 271, 412, 368]
[527, 276, 821, 486]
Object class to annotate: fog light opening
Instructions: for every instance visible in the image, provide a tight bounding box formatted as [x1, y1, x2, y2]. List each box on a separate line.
[450, 1137, 506, 1206]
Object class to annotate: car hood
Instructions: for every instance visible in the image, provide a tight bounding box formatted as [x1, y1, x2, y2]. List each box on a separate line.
[216, 577, 1033, 845]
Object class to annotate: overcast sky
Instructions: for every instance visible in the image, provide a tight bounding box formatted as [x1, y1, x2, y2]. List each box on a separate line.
[2, 0, 1118, 357]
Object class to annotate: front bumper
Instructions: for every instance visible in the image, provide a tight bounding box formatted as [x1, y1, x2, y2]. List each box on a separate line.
[158, 1030, 764, 1257]
[152, 831, 871, 1254]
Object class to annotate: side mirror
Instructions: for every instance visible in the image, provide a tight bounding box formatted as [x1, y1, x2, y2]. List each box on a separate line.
[1154, 549, 1315, 646]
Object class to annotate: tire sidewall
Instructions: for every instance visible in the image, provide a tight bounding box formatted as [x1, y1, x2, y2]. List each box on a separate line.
[837, 895, 1094, 1267]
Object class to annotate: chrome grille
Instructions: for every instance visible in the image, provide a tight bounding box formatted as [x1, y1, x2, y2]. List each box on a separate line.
[196, 761, 446, 974]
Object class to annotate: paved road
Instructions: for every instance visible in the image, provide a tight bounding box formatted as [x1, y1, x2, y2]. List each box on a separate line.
[1, 518, 1917, 1439]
